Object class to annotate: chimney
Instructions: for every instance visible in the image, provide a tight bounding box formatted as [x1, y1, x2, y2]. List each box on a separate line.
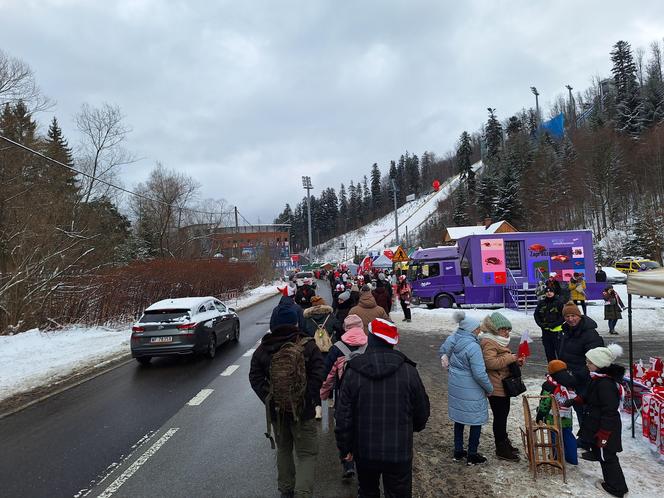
[484, 217, 492, 228]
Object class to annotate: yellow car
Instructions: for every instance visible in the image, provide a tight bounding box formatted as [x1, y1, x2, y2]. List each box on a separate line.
[613, 258, 661, 274]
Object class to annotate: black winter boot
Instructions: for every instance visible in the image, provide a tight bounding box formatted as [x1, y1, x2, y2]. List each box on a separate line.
[496, 440, 520, 462]
[506, 437, 520, 455]
[466, 453, 487, 465]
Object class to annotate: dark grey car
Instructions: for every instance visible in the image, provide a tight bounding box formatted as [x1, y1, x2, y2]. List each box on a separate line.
[130, 297, 240, 365]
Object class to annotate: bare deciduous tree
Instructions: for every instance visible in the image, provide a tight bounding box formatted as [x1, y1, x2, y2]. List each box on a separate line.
[0, 49, 51, 111]
[75, 102, 135, 203]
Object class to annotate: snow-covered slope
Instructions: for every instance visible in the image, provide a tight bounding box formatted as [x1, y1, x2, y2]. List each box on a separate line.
[315, 161, 483, 262]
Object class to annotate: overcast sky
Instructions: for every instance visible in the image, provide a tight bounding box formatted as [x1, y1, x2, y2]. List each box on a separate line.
[2, 1, 663, 223]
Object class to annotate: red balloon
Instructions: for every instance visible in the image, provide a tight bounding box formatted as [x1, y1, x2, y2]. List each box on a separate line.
[432, 179, 440, 191]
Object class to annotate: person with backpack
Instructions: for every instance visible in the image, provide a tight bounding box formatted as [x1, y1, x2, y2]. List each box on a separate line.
[303, 296, 343, 347]
[335, 318, 430, 498]
[319, 314, 368, 479]
[249, 305, 325, 498]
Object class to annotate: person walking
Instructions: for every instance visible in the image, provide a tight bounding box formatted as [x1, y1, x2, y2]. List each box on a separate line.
[271, 283, 306, 332]
[479, 312, 522, 462]
[397, 274, 412, 323]
[534, 286, 565, 362]
[439, 311, 494, 465]
[595, 265, 607, 283]
[249, 306, 325, 498]
[372, 277, 392, 315]
[569, 272, 587, 315]
[349, 285, 391, 334]
[303, 296, 343, 344]
[558, 301, 604, 432]
[335, 290, 353, 324]
[603, 285, 624, 335]
[335, 318, 430, 498]
[295, 278, 316, 310]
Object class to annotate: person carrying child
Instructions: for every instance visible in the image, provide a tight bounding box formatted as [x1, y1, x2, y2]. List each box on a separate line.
[567, 344, 628, 497]
[535, 360, 578, 465]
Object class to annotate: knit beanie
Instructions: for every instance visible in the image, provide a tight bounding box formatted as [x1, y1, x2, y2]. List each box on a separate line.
[489, 312, 512, 330]
[453, 310, 481, 333]
[338, 290, 351, 303]
[562, 301, 582, 317]
[547, 359, 568, 375]
[586, 344, 623, 368]
[310, 296, 326, 306]
[272, 306, 299, 328]
[343, 314, 363, 331]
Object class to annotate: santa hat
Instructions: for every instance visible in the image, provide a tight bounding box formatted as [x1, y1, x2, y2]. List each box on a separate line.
[277, 284, 296, 297]
[368, 318, 399, 345]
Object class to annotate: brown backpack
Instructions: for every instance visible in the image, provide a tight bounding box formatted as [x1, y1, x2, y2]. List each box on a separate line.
[264, 337, 311, 448]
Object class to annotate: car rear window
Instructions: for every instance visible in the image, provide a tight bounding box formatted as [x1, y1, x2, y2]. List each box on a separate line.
[139, 309, 190, 323]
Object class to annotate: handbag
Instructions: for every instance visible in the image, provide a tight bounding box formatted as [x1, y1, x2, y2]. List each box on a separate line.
[502, 362, 527, 397]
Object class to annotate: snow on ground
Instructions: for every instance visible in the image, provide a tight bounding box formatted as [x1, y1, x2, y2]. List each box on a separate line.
[315, 161, 483, 262]
[0, 281, 282, 403]
[391, 284, 664, 341]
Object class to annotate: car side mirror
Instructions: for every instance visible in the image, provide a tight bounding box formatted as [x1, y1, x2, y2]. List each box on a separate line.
[228, 307, 236, 313]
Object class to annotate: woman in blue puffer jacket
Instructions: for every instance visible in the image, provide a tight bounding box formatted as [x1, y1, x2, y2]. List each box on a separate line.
[439, 311, 494, 465]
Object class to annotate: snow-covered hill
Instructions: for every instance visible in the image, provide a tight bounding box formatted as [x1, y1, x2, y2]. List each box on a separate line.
[314, 161, 483, 262]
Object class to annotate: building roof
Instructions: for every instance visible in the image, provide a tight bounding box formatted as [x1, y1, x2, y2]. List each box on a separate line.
[443, 220, 517, 242]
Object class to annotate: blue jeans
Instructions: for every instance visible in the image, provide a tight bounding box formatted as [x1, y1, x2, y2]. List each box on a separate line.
[454, 422, 481, 455]
[608, 319, 618, 332]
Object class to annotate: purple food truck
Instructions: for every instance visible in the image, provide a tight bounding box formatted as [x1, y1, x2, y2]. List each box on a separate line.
[409, 230, 605, 309]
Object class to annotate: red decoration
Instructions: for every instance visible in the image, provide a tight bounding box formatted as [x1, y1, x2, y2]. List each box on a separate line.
[432, 179, 441, 191]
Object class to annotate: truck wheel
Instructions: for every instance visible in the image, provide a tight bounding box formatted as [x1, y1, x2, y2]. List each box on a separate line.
[435, 294, 454, 309]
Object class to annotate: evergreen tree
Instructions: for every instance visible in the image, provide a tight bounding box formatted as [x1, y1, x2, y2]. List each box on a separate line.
[452, 187, 469, 226]
[626, 208, 663, 263]
[642, 44, 664, 127]
[420, 151, 433, 189]
[386, 160, 398, 210]
[405, 153, 420, 196]
[476, 173, 497, 219]
[493, 164, 523, 225]
[610, 40, 645, 136]
[370, 163, 382, 216]
[485, 107, 503, 164]
[362, 175, 371, 215]
[44, 116, 78, 201]
[274, 203, 293, 224]
[396, 155, 406, 204]
[456, 131, 475, 192]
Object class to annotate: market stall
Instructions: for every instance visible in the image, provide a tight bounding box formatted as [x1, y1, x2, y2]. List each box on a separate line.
[626, 268, 664, 438]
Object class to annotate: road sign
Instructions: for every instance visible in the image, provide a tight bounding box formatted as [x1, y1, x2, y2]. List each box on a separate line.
[392, 245, 410, 262]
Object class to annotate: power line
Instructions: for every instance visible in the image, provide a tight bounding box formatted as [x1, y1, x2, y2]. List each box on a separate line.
[236, 209, 254, 226]
[0, 133, 238, 218]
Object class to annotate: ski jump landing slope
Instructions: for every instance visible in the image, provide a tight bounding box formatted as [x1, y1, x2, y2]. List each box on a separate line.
[315, 161, 483, 262]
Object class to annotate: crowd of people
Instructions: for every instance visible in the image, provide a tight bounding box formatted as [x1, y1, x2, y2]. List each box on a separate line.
[250, 269, 628, 498]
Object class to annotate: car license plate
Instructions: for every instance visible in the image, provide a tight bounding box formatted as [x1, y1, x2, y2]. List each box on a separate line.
[150, 336, 173, 343]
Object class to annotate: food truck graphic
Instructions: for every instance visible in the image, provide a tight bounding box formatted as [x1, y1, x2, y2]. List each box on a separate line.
[409, 230, 603, 309]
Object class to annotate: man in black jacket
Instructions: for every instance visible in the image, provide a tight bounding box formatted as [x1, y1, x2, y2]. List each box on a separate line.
[534, 287, 565, 362]
[335, 318, 430, 498]
[249, 306, 325, 498]
[557, 301, 604, 430]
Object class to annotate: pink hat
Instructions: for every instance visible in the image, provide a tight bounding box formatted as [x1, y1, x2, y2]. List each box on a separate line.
[344, 314, 363, 331]
[369, 318, 399, 345]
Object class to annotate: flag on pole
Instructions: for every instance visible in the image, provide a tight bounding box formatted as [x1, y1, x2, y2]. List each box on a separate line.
[518, 330, 533, 358]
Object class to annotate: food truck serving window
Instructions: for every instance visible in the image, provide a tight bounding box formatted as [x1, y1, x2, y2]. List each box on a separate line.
[421, 263, 440, 278]
[504, 241, 522, 271]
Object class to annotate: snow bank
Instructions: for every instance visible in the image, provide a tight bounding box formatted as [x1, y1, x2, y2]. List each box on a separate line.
[0, 281, 281, 403]
[391, 284, 664, 340]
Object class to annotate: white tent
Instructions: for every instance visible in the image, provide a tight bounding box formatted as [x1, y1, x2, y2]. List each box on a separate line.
[372, 254, 393, 268]
[626, 268, 664, 437]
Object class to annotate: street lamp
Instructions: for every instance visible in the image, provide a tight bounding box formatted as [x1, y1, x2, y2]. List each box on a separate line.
[565, 84, 576, 128]
[302, 176, 314, 258]
[530, 86, 540, 127]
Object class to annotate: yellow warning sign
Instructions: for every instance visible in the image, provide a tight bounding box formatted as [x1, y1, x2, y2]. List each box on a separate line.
[392, 246, 409, 262]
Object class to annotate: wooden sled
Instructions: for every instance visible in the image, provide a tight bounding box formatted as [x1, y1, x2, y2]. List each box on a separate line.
[520, 395, 567, 483]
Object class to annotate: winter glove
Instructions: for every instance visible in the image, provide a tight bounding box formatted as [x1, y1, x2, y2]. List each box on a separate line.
[561, 395, 582, 408]
[440, 354, 449, 370]
[535, 412, 545, 424]
[595, 429, 612, 448]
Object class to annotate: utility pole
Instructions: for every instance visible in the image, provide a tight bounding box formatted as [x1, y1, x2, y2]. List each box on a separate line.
[391, 177, 399, 245]
[530, 86, 540, 127]
[302, 176, 313, 259]
[565, 84, 576, 129]
[234, 206, 239, 259]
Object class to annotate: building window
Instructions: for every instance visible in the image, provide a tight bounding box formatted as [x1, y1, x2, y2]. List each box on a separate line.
[504, 241, 522, 271]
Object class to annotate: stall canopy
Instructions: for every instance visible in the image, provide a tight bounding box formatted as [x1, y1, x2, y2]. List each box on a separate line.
[626, 268, 664, 437]
[372, 254, 393, 268]
[627, 268, 664, 298]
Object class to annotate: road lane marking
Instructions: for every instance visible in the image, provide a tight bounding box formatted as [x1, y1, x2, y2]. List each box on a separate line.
[242, 348, 255, 357]
[97, 428, 179, 498]
[187, 389, 214, 405]
[220, 365, 240, 376]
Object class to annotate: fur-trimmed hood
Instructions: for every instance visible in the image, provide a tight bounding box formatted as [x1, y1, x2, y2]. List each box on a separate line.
[304, 304, 333, 318]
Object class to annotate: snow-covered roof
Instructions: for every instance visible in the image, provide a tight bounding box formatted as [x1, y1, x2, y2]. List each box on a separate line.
[145, 297, 215, 311]
[445, 221, 512, 241]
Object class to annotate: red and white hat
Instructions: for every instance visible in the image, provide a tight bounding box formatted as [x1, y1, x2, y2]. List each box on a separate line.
[368, 318, 399, 345]
[277, 284, 296, 297]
